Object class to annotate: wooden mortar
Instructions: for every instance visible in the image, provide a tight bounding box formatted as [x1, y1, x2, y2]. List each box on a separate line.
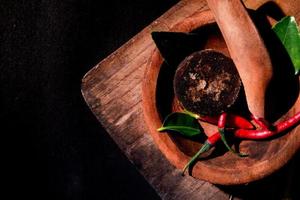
[142, 9, 300, 185]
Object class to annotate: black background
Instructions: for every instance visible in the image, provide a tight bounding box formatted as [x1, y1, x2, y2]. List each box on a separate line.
[2, 1, 300, 199]
[1, 0, 178, 199]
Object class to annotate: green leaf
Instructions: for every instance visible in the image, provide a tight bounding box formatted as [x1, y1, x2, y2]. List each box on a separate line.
[157, 112, 201, 137]
[272, 16, 300, 75]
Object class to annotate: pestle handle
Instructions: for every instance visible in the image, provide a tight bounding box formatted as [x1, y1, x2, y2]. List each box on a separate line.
[206, 0, 273, 118]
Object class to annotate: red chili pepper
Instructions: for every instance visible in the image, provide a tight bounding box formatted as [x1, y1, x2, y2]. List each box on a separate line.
[250, 114, 270, 129]
[235, 111, 300, 139]
[200, 114, 254, 129]
[207, 131, 221, 145]
[182, 111, 255, 175]
[217, 112, 227, 129]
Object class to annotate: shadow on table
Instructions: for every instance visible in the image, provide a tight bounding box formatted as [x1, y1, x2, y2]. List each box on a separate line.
[217, 151, 300, 200]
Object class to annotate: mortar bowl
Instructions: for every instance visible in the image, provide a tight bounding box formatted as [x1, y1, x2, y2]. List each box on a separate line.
[142, 10, 300, 185]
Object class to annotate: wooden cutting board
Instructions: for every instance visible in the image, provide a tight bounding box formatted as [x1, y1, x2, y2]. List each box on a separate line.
[81, 0, 300, 199]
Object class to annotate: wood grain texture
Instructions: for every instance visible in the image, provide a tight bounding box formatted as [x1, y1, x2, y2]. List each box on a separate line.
[81, 0, 300, 199]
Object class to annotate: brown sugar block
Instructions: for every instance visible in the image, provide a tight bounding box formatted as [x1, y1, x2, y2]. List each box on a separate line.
[174, 49, 241, 116]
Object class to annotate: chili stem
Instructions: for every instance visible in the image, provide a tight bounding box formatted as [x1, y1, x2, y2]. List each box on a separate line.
[182, 142, 211, 175]
[183, 109, 200, 119]
[218, 128, 248, 157]
[218, 113, 248, 157]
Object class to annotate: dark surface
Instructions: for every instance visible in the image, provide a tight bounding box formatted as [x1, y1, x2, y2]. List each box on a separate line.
[1, 0, 178, 199]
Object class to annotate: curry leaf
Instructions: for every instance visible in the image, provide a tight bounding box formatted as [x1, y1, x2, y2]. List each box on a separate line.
[157, 112, 201, 137]
[272, 16, 300, 75]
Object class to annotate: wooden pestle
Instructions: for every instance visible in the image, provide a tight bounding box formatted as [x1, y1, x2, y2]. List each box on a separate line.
[206, 0, 273, 118]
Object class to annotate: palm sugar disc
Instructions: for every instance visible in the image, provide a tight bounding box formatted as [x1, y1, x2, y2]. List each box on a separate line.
[174, 49, 242, 116]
